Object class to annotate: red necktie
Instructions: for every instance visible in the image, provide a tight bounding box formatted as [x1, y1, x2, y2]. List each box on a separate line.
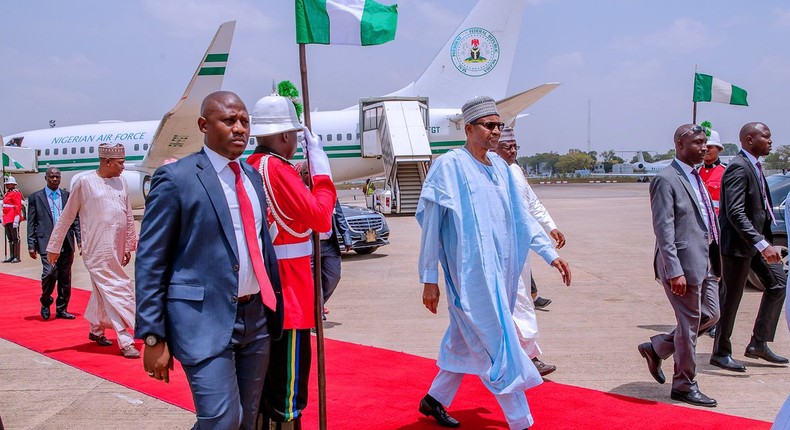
[228, 162, 277, 311]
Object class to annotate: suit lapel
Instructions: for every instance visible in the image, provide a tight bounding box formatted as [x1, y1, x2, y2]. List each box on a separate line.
[195, 150, 240, 262]
[671, 160, 705, 224]
[38, 191, 54, 223]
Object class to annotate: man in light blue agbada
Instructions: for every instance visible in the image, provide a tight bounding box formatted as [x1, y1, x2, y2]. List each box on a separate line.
[416, 96, 560, 430]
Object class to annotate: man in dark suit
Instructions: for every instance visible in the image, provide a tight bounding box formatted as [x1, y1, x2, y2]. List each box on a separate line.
[712, 121, 788, 372]
[298, 162, 352, 313]
[27, 167, 80, 320]
[135, 91, 283, 429]
[638, 124, 720, 407]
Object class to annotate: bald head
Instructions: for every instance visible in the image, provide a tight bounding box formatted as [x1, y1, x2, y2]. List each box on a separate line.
[739, 122, 772, 157]
[198, 91, 250, 160]
[200, 91, 243, 117]
[673, 123, 707, 166]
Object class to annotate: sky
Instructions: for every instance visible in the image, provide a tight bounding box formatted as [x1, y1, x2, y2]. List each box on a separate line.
[2, 0, 790, 158]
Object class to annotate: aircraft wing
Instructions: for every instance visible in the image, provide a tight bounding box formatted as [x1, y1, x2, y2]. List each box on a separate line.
[139, 21, 236, 171]
[449, 83, 560, 125]
[496, 83, 560, 125]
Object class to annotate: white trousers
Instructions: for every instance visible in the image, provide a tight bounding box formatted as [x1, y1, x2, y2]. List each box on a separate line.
[513, 271, 541, 359]
[90, 323, 134, 349]
[428, 369, 534, 430]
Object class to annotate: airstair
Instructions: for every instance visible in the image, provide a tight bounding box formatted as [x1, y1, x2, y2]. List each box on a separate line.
[1, 137, 38, 174]
[359, 97, 432, 214]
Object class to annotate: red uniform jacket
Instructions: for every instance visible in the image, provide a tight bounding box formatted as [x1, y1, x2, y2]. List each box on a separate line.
[2, 189, 23, 224]
[247, 152, 337, 329]
[699, 162, 725, 215]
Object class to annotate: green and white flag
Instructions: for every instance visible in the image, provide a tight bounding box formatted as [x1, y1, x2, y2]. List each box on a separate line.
[2, 153, 23, 169]
[693, 73, 748, 106]
[296, 0, 398, 46]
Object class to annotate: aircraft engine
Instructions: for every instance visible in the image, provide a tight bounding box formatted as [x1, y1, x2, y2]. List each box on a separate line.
[121, 170, 152, 209]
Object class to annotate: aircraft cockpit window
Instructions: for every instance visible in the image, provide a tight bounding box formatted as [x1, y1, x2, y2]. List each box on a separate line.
[6, 137, 23, 147]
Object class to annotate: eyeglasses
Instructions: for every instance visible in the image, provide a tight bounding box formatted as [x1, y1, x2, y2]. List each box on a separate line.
[679, 125, 705, 140]
[499, 144, 520, 151]
[473, 121, 505, 131]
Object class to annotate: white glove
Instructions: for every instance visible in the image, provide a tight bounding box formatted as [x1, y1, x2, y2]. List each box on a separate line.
[13, 215, 19, 228]
[302, 127, 332, 179]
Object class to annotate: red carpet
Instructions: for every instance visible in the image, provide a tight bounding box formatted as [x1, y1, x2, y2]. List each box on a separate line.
[0, 272, 772, 429]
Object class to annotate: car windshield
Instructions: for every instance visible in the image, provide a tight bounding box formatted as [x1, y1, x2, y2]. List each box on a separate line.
[767, 174, 790, 207]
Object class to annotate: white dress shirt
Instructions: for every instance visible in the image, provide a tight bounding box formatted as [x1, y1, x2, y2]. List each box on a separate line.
[675, 158, 710, 232]
[203, 145, 263, 297]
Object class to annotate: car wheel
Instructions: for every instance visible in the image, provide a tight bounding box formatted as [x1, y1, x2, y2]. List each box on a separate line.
[354, 247, 378, 255]
[746, 236, 788, 291]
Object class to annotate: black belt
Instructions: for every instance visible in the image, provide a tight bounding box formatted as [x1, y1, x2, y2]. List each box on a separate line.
[237, 294, 257, 304]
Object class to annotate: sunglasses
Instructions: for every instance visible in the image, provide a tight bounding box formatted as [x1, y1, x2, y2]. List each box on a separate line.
[499, 144, 520, 151]
[473, 121, 505, 131]
[678, 125, 705, 140]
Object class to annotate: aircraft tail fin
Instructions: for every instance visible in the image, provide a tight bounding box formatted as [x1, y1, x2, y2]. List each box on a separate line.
[389, 0, 528, 108]
[140, 21, 236, 170]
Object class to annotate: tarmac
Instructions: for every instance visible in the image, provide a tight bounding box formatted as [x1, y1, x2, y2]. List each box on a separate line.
[1, 182, 789, 429]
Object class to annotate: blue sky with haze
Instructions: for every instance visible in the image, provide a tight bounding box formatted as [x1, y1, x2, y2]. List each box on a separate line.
[2, 1, 790, 157]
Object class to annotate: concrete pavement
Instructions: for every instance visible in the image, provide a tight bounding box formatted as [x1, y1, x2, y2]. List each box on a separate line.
[1, 183, 788, 429]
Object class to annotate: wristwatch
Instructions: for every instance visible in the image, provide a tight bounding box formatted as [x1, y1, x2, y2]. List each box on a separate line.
[144, 335, 162, 347]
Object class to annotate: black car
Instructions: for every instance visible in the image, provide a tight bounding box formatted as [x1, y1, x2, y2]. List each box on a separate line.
[339, 205, 390, 254]
[747, 173, 790, 290]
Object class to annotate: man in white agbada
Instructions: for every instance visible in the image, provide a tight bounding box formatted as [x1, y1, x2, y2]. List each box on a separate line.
[47, 143, 139, 358]
[495, 127, 571, 378]
[417, 96, 570, 430]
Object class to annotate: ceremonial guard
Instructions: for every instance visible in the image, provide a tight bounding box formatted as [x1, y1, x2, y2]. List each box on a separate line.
[247, 94, 337, 429]
[698, 129, 726, 215]
[3, 176, 24, 263]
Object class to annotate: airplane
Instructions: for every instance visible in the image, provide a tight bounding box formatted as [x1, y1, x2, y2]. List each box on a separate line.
[1, 0, 559, 210]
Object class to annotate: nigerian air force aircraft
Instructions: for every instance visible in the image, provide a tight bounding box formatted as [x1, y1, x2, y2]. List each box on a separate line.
[2, 0, 558, 209]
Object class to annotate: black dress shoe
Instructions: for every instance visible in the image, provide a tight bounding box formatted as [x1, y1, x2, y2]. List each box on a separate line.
[709, 354, 746, 372]
[671, 389, 717, 407]
[745, 342, 789, 364]
[40, 306, 50, 320]
[419, 395, 460, 428]
[706, 326, 716, 338]
[534, 296, 551, 310]
[88, 333, 113, 346]
[56, 311, 76, 320]
[638, 342, 665, 384]
[10, 258, 20, 263]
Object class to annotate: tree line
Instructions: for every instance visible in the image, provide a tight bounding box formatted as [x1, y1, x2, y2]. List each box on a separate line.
[512, 142, 790, 175]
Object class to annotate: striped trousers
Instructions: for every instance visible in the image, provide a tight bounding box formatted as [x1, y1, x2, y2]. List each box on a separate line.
[262, 329, 311, 423]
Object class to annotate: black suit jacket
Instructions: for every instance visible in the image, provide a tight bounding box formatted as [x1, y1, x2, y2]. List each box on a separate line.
[27, 187, 81, 255]
[324, 199, 352, 252]
[719, 151, 773, 258]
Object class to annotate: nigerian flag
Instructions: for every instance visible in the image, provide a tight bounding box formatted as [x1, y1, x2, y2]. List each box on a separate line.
[693, 73, 748, 106]
[2, 153, 23, 169]
[296, 0, 398, 46]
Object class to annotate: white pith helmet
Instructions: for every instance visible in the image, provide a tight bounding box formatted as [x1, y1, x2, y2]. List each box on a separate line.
[4, 176, 16, 185]
[706, 130, 724, 150]
[250, 94, 302, 137]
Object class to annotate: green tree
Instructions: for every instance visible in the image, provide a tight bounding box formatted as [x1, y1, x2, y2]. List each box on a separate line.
[555, 151, 595, 173]
[522, 152, 560, 174]
[722, 143, 739, 156]
[763, 145, 790, 170]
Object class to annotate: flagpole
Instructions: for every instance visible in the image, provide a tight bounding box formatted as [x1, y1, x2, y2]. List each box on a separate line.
[298, 42, 328, 430]
[693, 64, 698, 124]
